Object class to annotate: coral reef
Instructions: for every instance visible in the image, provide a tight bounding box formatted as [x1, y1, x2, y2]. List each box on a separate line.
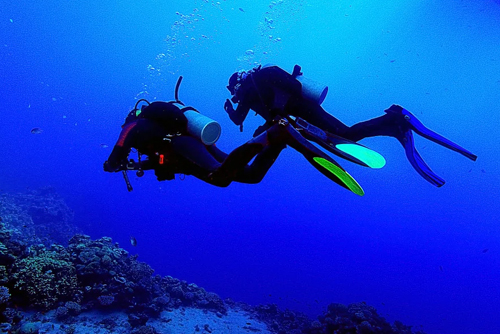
[0, 187, 80, 247]
[0, 189, 426, 333]
[11, 245, 78, 309]
[0, 221, 228, 330]
[306, 302, 426, 334]
[0, 287, 9, 305]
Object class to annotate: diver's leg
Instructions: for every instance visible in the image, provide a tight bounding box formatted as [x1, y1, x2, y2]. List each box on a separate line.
[171, 135, 258, 187]
[209, 126, 289, 184]
[170, 136, 222, 172]
[206, 144, 229, 163]
[290, 100, 407, 141]
[341, 113, 401, 142]
[212, 142, 265, 178]
[291, 101, 404, 142]
[205, 134, 274, 185]
[233, 143, 286, 184]
[252, 120, 274, 137]
[287, 98, 351, 135]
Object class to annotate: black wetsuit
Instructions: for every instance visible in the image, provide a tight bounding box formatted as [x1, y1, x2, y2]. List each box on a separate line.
[228, 65, 402, 141]
[105, 101, 284, 186]
[225, 65, 478, 188]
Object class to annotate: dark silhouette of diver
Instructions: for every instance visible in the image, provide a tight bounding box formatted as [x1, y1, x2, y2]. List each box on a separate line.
[103, 100, 285, 187]
[224, 64, 477, 187]
[104, 77, 364, 193]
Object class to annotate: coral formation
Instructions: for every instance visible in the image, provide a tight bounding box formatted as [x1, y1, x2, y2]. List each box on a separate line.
[97, 295, 115, 306]
[306, 302, 426, 334]
[0, 286, 10, 305]
[0, 189, 426, 333]
[11, 245, 78, 309]
[0, 187, 80, 247]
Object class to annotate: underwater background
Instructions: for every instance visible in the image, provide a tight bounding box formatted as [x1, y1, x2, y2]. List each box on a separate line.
[1, 0, 499, 333]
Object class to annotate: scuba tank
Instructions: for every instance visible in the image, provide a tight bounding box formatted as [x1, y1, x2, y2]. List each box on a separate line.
[261, 63, 329, 105]
[295, 74, 328, 105]
[129, 77, 222, 145]
[183, 109, 221, 145]
[291, 64, 328, 105]
[171, 76, 221, 145]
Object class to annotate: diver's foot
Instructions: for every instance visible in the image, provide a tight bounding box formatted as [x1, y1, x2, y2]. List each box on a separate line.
[385, 104, 450, 140]
[384, 104, 432, 146]
[384, 104, 420, 126]
[384, 104, 405, 115]
[383, 104, 414, 131]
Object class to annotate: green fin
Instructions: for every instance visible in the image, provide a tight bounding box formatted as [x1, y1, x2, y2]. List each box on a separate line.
[313, 157, 365, 196]
[336, 143, 386, 169]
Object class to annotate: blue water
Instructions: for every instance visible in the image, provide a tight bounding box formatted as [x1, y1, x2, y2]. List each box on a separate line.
[1, 0, 499, 333]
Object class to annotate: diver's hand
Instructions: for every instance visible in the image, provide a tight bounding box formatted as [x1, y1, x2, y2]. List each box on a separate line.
[224, 99, 234, 113]
[103, 161, 114, 172]
[224, 99, 241, 127]
[103, 161, 121, 173]
[292, 64, 302, 78]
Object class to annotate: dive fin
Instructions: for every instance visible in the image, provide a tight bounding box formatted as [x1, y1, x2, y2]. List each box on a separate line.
[399, 130, 445, 187]
[326, 135, 386, 169]
[385, 105, 477, 161]
[295, 118, 386, 168]
[278, 121, 365, 196]
[311, 157, 364, 196]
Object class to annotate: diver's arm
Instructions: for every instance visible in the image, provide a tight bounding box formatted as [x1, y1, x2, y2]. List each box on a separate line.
[104, 118, 188, 172]
[104, 145, 131, 172]
[224, 99, 251, 129]
[104, 146, 131, 172]
[104, 123, 137, 172]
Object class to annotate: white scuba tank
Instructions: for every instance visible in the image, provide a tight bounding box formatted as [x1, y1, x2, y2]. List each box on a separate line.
[296, 74, 329, 105]
[183, 109, 221, 145]
[262, 63, 329, 105]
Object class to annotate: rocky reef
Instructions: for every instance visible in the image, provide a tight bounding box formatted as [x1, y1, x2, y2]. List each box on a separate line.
[0, 189, 426, 334]
[0, 187, 79, 247]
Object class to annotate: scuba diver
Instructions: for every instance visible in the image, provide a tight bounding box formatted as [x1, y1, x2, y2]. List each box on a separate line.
[104, 77, 365, 194]
[224, 64, 477, 187]
[103, 100, 283, 187]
